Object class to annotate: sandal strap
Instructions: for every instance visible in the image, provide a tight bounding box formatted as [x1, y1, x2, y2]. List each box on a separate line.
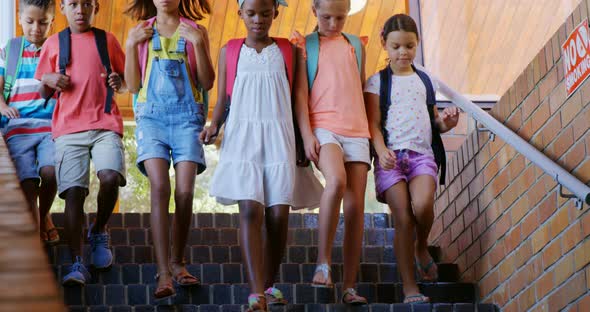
[264, 287, 284, 299]
[342, 288, 367, 304]
[314, 263, 331, 278]
[248, 293, 265, 306]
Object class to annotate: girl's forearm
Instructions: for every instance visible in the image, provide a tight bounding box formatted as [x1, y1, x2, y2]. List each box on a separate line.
[193, 42, 215, 91]
[124, 44, 142, 94]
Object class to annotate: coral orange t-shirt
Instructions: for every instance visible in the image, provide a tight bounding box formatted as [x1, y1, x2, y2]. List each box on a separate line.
[308, 35, 370, 138]
[35, 30, 125, 139]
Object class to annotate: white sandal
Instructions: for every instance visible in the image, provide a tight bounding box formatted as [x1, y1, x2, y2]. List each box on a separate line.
[311, 263, 334, 288]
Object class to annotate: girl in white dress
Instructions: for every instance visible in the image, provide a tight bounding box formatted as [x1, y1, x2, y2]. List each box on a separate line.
[200, 0, 322, 310]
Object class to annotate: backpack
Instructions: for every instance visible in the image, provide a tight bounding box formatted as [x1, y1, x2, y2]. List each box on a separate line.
[225, 38, 307, 166]
[1, 37, 25, 128]
[135, 17, 209, 115]
[379, 65, 447, 185]
[53, 27, 114, 113]
[304, 32, 363, 90]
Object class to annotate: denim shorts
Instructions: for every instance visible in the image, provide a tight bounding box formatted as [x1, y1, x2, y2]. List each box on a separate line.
[54, 130, 127, 197]
[135, 102, 206, 176]
[6, 132, 55, 181]
[374, 149, 438, 203]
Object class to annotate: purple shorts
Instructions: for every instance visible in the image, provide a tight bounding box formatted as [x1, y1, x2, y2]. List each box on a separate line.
[374, 149, 438, 203]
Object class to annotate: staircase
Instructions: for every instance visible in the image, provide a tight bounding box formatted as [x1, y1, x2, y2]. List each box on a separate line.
[46, 212, 498, 312]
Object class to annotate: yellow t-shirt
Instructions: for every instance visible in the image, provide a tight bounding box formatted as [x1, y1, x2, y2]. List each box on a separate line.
[137, 25, 202, 103]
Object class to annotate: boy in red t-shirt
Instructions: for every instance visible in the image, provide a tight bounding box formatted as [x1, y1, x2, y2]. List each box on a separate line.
[35, 0, 126, 286]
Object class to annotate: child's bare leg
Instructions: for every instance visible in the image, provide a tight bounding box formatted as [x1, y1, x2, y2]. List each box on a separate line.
[39, 166, 57, 232]
[63, 187, 86, 262]
[409, 175, 437, 278]
[94, 169, 122, 233]
[263, 205, 289, 288]
[314, 144, 346, 285]
[170, 161, 198, 280]
[342, 162, 368, 290]
[384, 182, 423, 299]
[21, 178, 40, 228]
[239, 200, 266, 294]
[144, 159, 173, 288]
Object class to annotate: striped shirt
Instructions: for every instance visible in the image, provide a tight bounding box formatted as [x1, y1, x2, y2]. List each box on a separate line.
[0, 38, 56, 139]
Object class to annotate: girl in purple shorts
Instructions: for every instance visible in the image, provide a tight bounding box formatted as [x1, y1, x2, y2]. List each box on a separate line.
[364, 14, 460, 304]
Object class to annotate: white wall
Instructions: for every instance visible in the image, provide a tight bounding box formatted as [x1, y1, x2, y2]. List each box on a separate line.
[0, 0, 15, 46]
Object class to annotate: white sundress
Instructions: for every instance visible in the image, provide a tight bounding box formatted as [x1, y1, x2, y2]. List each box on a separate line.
[209, 42, 323, 209]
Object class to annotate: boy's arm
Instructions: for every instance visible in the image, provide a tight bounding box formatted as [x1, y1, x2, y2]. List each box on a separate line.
[35, 37, 69, 99]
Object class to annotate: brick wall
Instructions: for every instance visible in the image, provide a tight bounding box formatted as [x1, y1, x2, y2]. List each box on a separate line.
[430, 1, 590, 311]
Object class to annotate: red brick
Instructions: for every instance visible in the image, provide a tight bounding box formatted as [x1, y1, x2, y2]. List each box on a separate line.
[509, 266, 530, 295]
[546, 126, 575, 161]
[514, 241, 533, 269]
[549, 207, 569, 238]
[535, 271, 554, 300]
[498, 254, 515, 283]
[491, 283, 510, 307]
[490, 169, 510, 197]
[447, 178, 462, 203]
[450, 217, 464, 242]
[480, 269, 500, 297]
[560, 139, 586, 173]
[539, 67, 558, 101]
[436, 189, 449, 211]
[574, 294, 590, 312]
[457, 227, 472, 252]
[442, 202, 456, 229]
[541, 239, 561, 269]
[540, 115, 562, 147]
[532, 224, 550, 254]
[505, 226, 522, 253]
[554, 252, 575, 286]
[475, 144, 491, 172]
[522, 88, 541, 118]
[484, 198, 504, 225]
[496, 213, 512, 239]
[506, 108, 523, 132]
[561, 91, 583, 126]
[571, 107, 590, 140]
[528, 178, 549, 207]
[503, 300, 519, 312]
[463, 200, 479, 226]
[582, 211, 590, 237]
[480, 227, 497, 253]
[581, 72, 590, 106]
[455, 189, 470, 215]
[531, 100, 551, 134]
[446, 241, 459, 261]
[538, 194, 558, 224]
[517, 118, 535, 141]
[489, 242, 507, 268]
[547, 271, 585, 311]
[562, 222, 582, 253]
[472, 215, 487, 240]
[510, 195, 530, 225]
[469, 173, 485, 200]
[521, 208, 539, 239]
[461, 161, 476, 186]
[517, 286, 537, 311]
[533, 52, 543, 86]
[574, 239, 590, 270]
[489, 137, 506, 159]
[549, 80, 567, 113]
[479, 190, 496, 215]
[573, 158, 590, 183]
[442, 136, 467, 152]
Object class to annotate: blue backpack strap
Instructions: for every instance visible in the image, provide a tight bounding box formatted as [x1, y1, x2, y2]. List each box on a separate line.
[342, 33, 362, 74]
[58, 28, 71, 75]
[305, 32, 320, 90]
[412, 65, 446, 185]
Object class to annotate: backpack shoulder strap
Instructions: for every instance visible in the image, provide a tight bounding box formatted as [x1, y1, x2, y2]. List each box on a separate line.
[379, 66, 393, 144]
[342, 32, 362, 75]
[58, 28, 71, 75]
[92, 28, 113, 113]
[225, 38, 245, 99]
[305, 32, 320, 90]
[273, 37, 295, 91]
[3, 37, 25, 102]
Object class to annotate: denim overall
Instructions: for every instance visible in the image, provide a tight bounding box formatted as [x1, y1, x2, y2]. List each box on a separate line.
[135, 27, 206, 176]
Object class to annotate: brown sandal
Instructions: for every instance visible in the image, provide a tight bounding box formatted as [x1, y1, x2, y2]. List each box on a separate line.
[154, 273, 175, 300]
[170, 260, 200, 286]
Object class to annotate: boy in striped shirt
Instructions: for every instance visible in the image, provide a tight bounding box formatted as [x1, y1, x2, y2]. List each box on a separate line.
[0, 0, 59, 243]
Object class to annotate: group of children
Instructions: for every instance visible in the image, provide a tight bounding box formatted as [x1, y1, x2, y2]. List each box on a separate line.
[0, 0, 460, 309]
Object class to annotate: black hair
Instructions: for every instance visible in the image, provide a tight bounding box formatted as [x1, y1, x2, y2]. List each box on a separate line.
[381, 14, 419, 41]
[126, 0, 211, 21]
[19, 0, 56, 14]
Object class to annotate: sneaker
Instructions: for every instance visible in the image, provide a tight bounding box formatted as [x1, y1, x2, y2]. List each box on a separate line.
[88, 223, 113, 269]
[62, 256, 90, 286]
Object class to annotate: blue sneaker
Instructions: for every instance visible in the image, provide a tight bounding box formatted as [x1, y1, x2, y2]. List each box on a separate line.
[62, 256, 90, 286]
[88, 224, 113, 269]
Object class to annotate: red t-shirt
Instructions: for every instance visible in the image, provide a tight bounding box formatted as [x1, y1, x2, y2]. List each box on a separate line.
[35, 29, 125, 139]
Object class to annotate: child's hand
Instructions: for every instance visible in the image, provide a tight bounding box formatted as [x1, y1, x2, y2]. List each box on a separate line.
[179, 22, 206, 46]
[378, 149, 397, 170]
[126, 22, 153, 48]
[0, 105, 20, 119]
[42, 73, 70, 91]
[440, 106, 460, 129]
[103, 72, 122, 92]
[200, 125, 219, 145]
[303, 135, 321, 164]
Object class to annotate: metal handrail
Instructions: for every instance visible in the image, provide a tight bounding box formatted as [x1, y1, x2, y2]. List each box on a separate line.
[437, 81, 590, 208]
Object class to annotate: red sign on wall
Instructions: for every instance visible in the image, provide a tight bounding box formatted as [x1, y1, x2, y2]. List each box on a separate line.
[563, 19, 590, 97]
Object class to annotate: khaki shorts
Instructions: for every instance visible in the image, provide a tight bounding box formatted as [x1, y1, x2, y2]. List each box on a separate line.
[313, 128, 371, 165]
[55, 130, 126, 197]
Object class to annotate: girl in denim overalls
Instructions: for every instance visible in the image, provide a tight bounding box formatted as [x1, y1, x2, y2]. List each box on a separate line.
[124, 0, 215, 300]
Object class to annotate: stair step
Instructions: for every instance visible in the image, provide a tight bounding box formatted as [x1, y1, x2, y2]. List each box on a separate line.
[49, 227, 397, 247]
[67, 303, 498, 312]
[62, 282, 476, 306]
[53, 263, 459, 284]
[50, 213, 393, 230]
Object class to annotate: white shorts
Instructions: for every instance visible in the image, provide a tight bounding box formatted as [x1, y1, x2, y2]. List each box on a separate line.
[313, 128, 370, 165]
